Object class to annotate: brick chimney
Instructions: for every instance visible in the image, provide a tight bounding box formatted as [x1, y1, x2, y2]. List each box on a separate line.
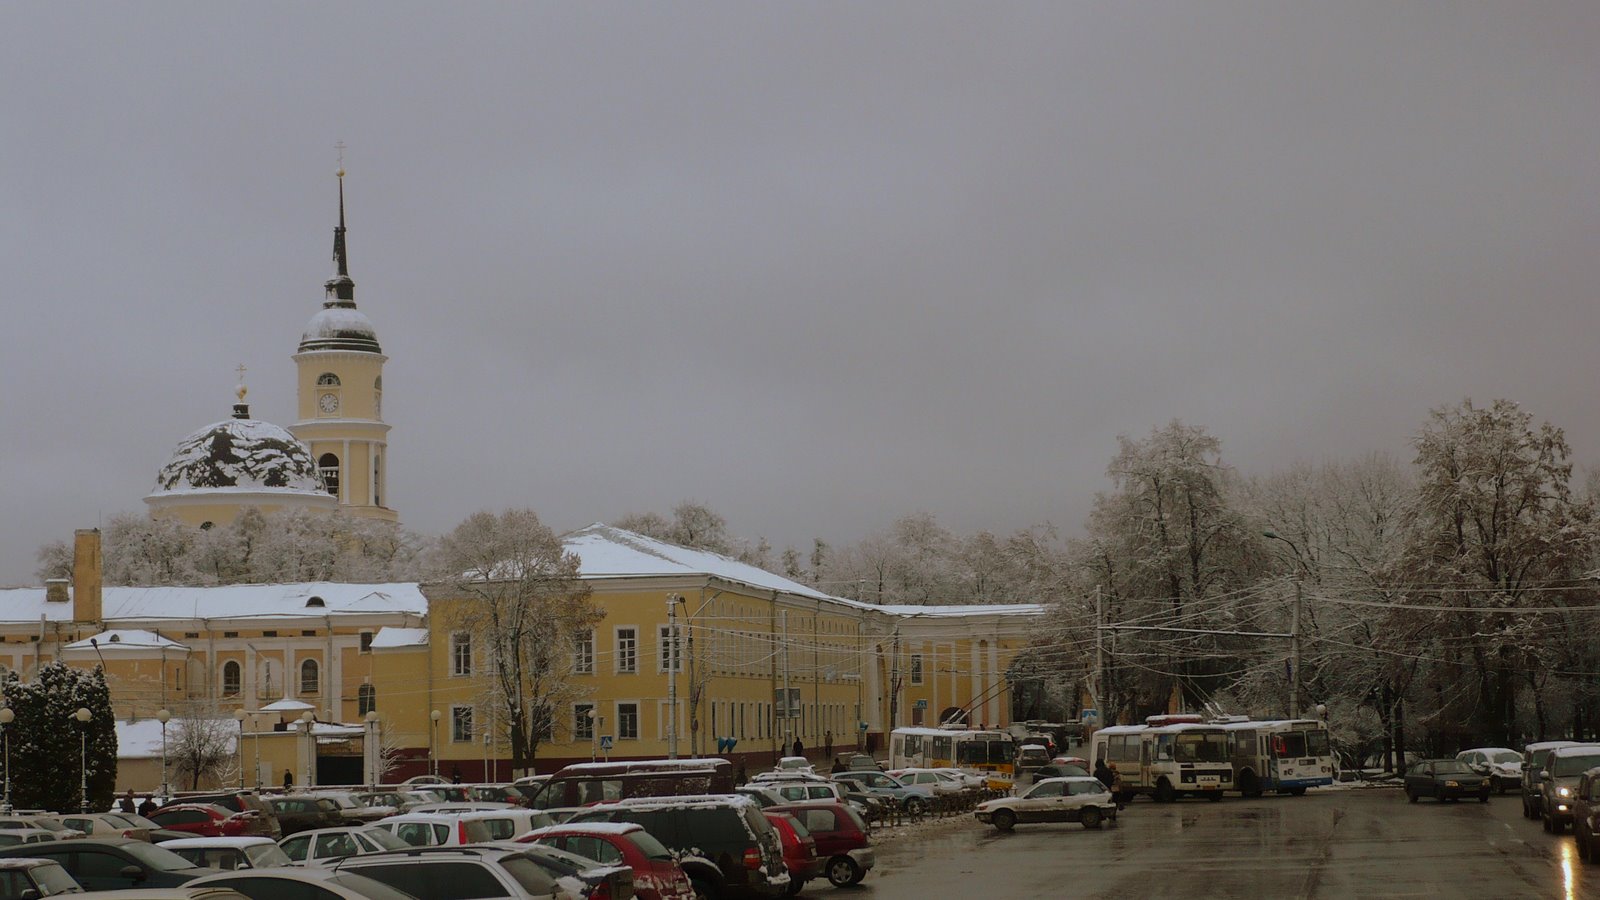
[72, 528, 102, 624]
[45, 578, 69, 603]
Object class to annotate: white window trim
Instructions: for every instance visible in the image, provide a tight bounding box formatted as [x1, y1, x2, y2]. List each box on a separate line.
[657, 624, 684, 674]
[614, 625, 639, 675]
[450, 704, 475, 743]
[615, 699, 640, 740]
[450, 631, 473, 677]
[572, 629, 595, 675]
[298, 657, 320, 695]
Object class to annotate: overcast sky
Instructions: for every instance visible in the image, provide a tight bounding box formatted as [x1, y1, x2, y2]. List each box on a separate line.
[4, 2, 1598, 585]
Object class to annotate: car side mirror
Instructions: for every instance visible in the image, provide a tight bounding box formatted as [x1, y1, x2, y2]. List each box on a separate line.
[120, 865, 144, 882]
[1539, 770, 1551, 782]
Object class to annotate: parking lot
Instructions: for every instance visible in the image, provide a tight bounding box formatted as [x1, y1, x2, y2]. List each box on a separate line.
[848, 786, 1595, 898]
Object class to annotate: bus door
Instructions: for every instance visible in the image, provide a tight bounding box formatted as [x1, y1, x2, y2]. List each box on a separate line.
[1140, 737, 1153, 788]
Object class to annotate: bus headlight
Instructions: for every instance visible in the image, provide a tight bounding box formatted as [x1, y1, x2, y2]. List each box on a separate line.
[1558, 787, 1572, 798]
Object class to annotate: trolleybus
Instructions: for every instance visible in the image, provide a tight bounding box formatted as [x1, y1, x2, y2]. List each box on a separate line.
[1089, 716, 1235, 802]
[1218, 718, 1334, 796]
[889, 726, 1016, 784]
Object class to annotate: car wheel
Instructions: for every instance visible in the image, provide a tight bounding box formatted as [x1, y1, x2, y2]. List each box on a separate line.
[1080, 806, 1102, 829]
[1154, 779, 1176, 803]
[991, 809, 1016, 832]
[1407, 788, 1418, 804]
[691, 877, 716, 900]
[1289, 787, 1308, 797]
[785, 876, 805, 896]
[827, 856, 862, 887]
[1577, 829, 1591, 862]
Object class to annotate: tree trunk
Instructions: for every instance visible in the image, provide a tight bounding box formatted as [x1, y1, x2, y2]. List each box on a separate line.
[1377, 681, 1395, 773]
[1392, 695, 1409, 776]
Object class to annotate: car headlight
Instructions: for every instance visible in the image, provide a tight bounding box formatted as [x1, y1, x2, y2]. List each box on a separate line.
[1558, 787, 1572, 798]
[1445, 780, 1460, 787]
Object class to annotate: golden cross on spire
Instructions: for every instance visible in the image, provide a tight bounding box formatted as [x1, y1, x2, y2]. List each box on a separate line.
[235, 363, 249, 403]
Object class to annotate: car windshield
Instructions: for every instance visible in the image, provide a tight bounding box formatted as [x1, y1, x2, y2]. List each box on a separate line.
[245, 844, 293, 868]
[328, 873, 429, 900]
[627, 831, 675, 861]
[499, 856, 561, 895]
[1488, 751, 1522, 764]
[1431, 761, 1473, 775]
[360, 828, 408, 850]
[29, 862, 82, 895]
[1553, 753, 1600, 777]
[122, 841, 201, 870]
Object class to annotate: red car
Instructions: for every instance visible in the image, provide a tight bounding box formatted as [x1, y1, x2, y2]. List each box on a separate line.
[148, 803, 270, 838]
[770, 802, 874, 887]
[762, 810, 820, 897]
[519, 821, 694, 900]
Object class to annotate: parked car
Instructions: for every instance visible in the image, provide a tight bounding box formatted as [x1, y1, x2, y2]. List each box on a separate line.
[974, 776, 1117, 832]
[567, 795, 789, 898]
[164, 795, 279, 841]
[830, 772, 934, 816]
[279, 827, 408, 866]
[1521, 740, 1579, 819]
[0, 828, 57, 847]
[766, 803, 873, 888]
[510, 842, 637, 900]
[464, 785, 531, 808]
[1404, 759, 1490, 804]
[1541, 745, 1600, 833]
[844, 755, 881, 772]
[149, 805, 273, 840]
[308, 793, 392, 825]
[1030, 764, 1090, 783]
[188, 866, 422, 900]
[522, 822, 695, 900]
[1013, 744, 1052, 783]
[1457, 747, 1523, 795]
[334, 845, 571, 899]
[828, 782, 885, 823]
[263, 797, 344, 837]
[885, 769, 967, 796]
[102, 815, 193, 844]
[83, 889, 248, 900]
[351, 793, 423, 815]
[741, 781, 848, 808]
[762, 812, 819, 897]
[772, 758, 814, 776]
[62, 814, 156, 843]
[451, 810, 554, 843]
[0, 838, 221, 891]
[1574, 766, 1600, 863]
[0, 857, 84, 897]
[366, 814, 494, 848]
[0, 817, 85, 840]
[162, 837, 293, 871]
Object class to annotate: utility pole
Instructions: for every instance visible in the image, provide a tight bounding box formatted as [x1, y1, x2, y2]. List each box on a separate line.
[668, 595, 680, 759]
[781, 610, 792, 751]
[1290, 575, 1303, 719]
[1092, 585, 1103, 729]
[887, 626, 901, 731]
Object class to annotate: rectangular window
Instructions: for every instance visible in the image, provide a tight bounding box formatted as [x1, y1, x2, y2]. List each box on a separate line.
[574, 703, 595, 741]
[451, 632, 473, 676]
[616, 628, 637, 674]
[617, 702, 639, 740]
[359, 632, 374, 653]
[572, 631, 595, 674]
[262, 630, 278, 638]
[658, 625, 682, 673]
[910, 653, 924, 685]
[451, 705, 474, 742]
[223, 631, 239, 639]
[301, 630, 317, 637]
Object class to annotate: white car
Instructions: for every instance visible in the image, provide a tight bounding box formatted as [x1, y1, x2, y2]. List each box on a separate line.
[279, 826, 409, 865]
[368, 813, 495, 847]
[162, 836, 293, 870]
[1456, 747, 1523, 794]
[190, 866, 423, 900]
[887, 769, 968, 796]
[308, 791, 394, 824]
[975, 776, 1118, 832]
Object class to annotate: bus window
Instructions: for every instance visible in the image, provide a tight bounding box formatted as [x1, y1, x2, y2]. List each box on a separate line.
[1175, 733, 1228, 763]
[1156, 736, 1174, 760]
[892, 736, 905, 759]
[1275, 732, 1308, 758]
[905, 735, 923, 758]
[959, 742, 986, 766]
[1307, 731, 1330, 757]
[933, 737, 952, 760]
[1231, 730, 1255, 755]
[989, 741, 1013, 765]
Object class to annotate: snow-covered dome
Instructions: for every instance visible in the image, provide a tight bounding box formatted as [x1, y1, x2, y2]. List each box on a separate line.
[300, 306, 381, 353]
[149, 414, 329, 497]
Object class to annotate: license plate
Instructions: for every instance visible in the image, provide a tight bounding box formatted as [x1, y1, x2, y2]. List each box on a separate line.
[1197, 775, 1219, 784]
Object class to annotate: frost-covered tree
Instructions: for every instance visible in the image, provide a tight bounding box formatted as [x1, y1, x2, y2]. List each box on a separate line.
[167, 706, 237, 790]
[1, 664, 117, 812]
[433, 509, 598, 775]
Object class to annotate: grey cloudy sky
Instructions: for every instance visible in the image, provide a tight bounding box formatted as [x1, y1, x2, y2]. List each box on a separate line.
[4, 2, 1598, 585]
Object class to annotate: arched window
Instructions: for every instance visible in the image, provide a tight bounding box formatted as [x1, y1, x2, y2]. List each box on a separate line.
[318, 453, 340, 498]
[300, 659, 320, 695]
[358, 683, 376, 716]
[222, 660, 241, 697]
[317, 373, 341, 386]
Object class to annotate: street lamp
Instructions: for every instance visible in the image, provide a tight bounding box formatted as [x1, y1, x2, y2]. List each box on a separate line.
[232, 709, 247, 789]
[73, 707, 91, 814]
[300, 711, 315, 789]
[156, 708, 171, 801]
[667, 594, 684, 759]
[0, 706, 13, 813]
[587, 708, 598, 763]
[429, 710, 442, 778]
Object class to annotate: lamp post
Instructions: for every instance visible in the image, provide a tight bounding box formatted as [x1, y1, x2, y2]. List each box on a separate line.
[232, 708, 247, 789]
[364, 710, 381, 788]
[156, 708, 171, 801]
[0, 706, 13, 814]
[1263, 529, 1306, 718]
[300, 711, 315, 788]
[429, 710, 442, 778]
[587, 708, 598, 763]
[252, 714, 262, 790]
[74, 707, 91, 814]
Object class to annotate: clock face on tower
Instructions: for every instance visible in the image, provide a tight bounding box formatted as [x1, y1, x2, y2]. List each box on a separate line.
[319, 392, 340, 414]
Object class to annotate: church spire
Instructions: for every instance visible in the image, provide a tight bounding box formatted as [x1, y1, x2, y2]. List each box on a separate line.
[324, 152, 356, 308]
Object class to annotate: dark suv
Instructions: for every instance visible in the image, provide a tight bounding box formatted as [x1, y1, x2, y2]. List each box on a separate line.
[569, 795, 787, 899]
[169, 792, 282, 840]
[264, 796, 345, 836]
[0, 837, 219, 891]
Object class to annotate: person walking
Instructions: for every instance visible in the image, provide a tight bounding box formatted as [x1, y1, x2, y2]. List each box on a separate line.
[1094, 758, 1113, 791]
[824, 729, 833, 759]
[137, 796, 157, 817]
[831, 755, 847, 774]
[119, 789, 136, 813]
[791, 737, 805, 759]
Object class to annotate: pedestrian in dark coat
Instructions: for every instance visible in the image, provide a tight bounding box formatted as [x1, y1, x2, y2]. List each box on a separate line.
[792, 737, 805, 759]
[1094, 758, 1113, 790]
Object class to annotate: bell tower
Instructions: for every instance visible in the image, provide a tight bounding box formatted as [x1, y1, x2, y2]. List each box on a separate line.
[288, 165, 398, 523]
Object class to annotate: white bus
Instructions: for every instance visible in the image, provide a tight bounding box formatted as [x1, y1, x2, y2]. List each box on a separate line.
[1089, 717, 1234, 802]
[889, 727, 1016, 782]
[1218, 718, 1334, 796]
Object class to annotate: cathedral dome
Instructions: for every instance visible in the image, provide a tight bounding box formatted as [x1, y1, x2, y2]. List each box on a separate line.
[148, 410, 333, 501]
[300, 306, 381, 353]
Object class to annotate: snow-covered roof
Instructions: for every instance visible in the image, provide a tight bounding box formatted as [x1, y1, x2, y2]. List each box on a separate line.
[522, 823, 643, 838]
[566, 524, 844, 603]
[117, 717, 235, 760]
[301, 306, 381, 353]
[370, 626, 428, 649]
[260, 698, 316, 712]
[65, 630, 189, 652]
[870, 603, 1046, 619]
[0, 582, 428, 625]
[148, 416, 329, 498]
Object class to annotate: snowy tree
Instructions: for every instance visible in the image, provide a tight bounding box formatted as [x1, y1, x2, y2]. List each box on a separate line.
[433, 509, 599, 775]
[167, 706, 237, 790]
[1, 664, 117, 812]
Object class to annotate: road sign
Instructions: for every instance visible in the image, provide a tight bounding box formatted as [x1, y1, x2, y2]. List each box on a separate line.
[914, 699, 928, 710]
[599, 735, 613, 750]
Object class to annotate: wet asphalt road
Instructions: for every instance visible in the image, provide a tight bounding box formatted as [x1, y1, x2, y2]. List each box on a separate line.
[815, 787, 1599, 899]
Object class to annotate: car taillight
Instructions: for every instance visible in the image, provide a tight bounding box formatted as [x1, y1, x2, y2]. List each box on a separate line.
[587, 883, 613, 900]
[121, 830, 135, 839]
[743, 847, 763, 869]
[459, 822, 470, 843]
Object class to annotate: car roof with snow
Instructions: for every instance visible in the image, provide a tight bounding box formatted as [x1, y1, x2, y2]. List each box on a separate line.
[522, 822, 643, 838]
[1550, 744, 1600, 758]
[161, 837, 279, 849]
